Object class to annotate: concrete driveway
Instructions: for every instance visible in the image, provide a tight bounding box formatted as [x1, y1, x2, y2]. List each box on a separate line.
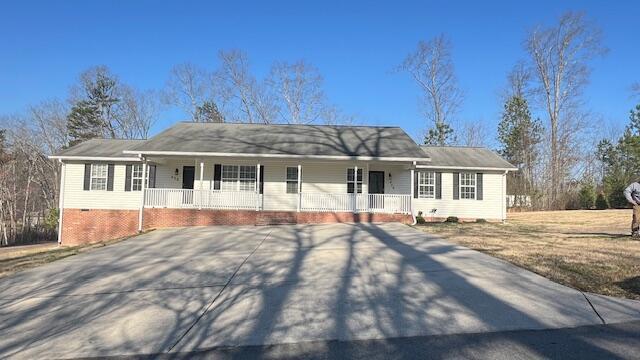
[1, 223, 639, 358]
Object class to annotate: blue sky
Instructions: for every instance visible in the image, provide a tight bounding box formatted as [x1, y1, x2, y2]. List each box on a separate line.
[1, 1, 638, 146]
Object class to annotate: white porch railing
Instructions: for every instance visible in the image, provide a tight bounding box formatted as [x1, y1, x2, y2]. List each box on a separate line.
[145, 188, 260, 210]
[145, 189, 411, 214]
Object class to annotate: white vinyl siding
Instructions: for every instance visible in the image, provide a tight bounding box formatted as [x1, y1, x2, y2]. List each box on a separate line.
[90, 164, 108, 191]
[63, 162, 142, 210]
[413, 171, 505, 221]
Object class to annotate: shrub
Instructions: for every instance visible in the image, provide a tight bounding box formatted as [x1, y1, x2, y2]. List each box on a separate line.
[44, 208, 59, 231]
[445, 216, 459, 223]
[578, 182, 596, 209]
[595, 192, 609, 210]
[415, 216, 426, 224]
[475, 218, 487, 223]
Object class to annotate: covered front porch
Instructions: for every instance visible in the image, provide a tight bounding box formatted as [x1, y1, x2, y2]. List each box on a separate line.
[139, 156, 414, 215]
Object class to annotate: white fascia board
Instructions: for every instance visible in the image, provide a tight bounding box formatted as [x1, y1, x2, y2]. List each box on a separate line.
[416, 164, 517, 171]
[48, 155, 142, 162]
[122, 150, 430, 163]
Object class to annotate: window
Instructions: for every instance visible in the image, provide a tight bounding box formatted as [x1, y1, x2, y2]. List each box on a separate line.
[90, 164, 108, 191]
[286, 167, 298, 194]
[347, 168, 363, 194]
[221, 165, 256, 192]
[418, 171, 435, 198]
[460, 172, 476, 199]
[131, 164, 143, 191]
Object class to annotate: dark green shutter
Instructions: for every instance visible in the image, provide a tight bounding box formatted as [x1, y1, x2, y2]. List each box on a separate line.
[476, 173, 483, 200]
[259, 165, 265, 194]
[413, 171, 419, 198]
[124, 165, 132, 191]
[106, 164, 115, 191]
[83, 164, 91, 190]
[435, 172, 442, 199]
[213, 164, 221, 190]
[453, 172, 459, 200]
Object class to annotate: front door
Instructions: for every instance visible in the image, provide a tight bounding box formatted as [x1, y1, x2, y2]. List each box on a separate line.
[369, 171, 384, 194]
[182, 166, 195, 204]
[368, 171, 384, 210]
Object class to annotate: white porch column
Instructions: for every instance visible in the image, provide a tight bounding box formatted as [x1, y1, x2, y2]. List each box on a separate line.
[199, 160, 204, 210]
[297, 164, 302, 212]
[256, 163, 261, 211]
[410, 166, 415, 216]
[365, 163, 370, 213]
[57, 160, 66, 245]
[353, 165, 358, 214]
[138, 158, 148, 232]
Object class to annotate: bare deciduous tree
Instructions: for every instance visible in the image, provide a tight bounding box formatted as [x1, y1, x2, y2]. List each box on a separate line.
[267, 60, 328, 124]
[215, 50, 276, 124]
[400, 34, 463, 145]
[525, 12, 606, 208]
[460, 121, 489, 147]
[163, 63, 211, 122]
[119, 86, 160, 139]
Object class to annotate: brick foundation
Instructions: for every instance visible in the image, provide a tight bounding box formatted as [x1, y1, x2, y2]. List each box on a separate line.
[61, 208, 413, 245]
[61, 209, 139, 246]
[143, 208, 413, 229]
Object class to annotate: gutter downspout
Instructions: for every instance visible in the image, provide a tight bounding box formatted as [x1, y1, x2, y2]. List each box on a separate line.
[138, 157, 147, 232]
[57, 160, 65, 245]
[410, 161, 416, 225]
[502, 170, 508, 224]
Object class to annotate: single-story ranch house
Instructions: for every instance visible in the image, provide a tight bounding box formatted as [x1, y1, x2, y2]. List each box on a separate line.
[50, 122, 516, 245]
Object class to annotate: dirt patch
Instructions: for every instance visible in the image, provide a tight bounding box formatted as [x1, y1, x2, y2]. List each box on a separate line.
[415, 209, 640, 300]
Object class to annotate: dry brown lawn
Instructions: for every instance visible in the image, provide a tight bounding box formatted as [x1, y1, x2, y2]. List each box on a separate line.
[0, 232, 148, 278]
[416, 209, 640, 300]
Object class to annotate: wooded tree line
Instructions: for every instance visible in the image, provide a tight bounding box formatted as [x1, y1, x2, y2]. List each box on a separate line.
[0, 11, 634, 245]
[400, 11, 636, 210]
[0, 51, 348, 245]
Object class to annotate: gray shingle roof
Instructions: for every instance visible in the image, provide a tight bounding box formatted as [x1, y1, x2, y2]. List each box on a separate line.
[128, 122, 429, 160]
[420, 146, 516, 170]
[52, 139, 145, 159]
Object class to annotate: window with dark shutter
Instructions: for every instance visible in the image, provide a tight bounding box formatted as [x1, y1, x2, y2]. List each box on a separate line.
[106, 164, 114, 191]
[125, 165, 132, 191]
[213, 164, 221, 190]
[435, 172, 442, 199]
[476, 173, 483, 200]
[453, 172, 459, 200]
[83, 164, 91, 191]
[259, 165, 265, 194]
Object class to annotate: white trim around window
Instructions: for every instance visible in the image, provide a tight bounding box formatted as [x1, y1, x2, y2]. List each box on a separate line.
[418, 171, 435, 198]
[460, 172, 476, 200]
[131, 164, 144, 191]
[90, 163, 108, 191]
[220, 164, 257, 192]
[347, 168, 363, 194]
[286, 166, 299, 194]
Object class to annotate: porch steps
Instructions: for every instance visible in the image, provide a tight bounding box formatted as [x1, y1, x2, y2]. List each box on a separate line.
[255, 211, 297, 226]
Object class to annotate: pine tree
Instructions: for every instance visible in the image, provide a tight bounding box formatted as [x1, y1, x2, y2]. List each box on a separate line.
[497, 96, 543, 201]
[597, 103, 640, 208]
[424, 122, 455, 146]
[66, 67, 121, 144]
[195, 101, 225, 123]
